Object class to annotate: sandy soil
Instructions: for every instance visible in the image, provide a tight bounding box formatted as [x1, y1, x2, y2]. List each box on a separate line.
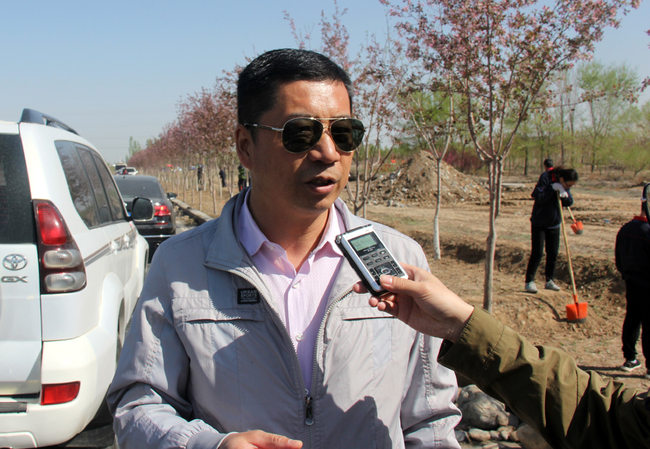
[360, 177, 649, 393]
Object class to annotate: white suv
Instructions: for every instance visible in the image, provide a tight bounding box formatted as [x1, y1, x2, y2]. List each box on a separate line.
[0, 109, 151, 448]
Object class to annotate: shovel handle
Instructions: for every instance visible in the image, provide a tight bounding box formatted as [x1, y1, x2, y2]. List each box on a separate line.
[567, 207, 578, 223]
[558, 193, 578, 298]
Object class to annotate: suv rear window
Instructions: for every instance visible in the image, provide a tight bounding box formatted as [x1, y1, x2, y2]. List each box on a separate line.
[56, 141, 125, 227]
[0, 134, 36, 244]
[114, 178, 163, 199]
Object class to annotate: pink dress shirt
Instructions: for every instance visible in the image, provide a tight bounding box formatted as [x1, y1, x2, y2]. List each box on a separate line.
[237, 191, 345, 392]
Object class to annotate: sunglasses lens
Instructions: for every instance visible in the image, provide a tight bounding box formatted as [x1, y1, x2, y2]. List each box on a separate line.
[330, 119, 365, 152]
[282, 119, 323, 153]
[281, 118, 365, 153]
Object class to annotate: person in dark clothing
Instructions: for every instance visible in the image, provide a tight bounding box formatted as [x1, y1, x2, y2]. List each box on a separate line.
[524, 167, 578, 293]
[616, 186, 650, 375]
[531, 159, 555, 201]
[237, 163, 247, 191]
[543, 158, 553, 170]
[219, 167, 226, 188]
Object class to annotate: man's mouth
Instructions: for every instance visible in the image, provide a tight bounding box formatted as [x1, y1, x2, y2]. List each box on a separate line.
[308, 178, 336, 187]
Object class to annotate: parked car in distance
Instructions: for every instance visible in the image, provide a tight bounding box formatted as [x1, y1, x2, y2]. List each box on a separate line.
[114, 174, 177, 261]
[116, 166, 138, 175]
[0, 109, 154, 448]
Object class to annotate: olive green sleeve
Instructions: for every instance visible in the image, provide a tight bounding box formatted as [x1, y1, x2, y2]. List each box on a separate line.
[439, 307, 650, 449]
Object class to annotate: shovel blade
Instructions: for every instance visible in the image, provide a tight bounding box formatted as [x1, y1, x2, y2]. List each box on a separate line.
[571, 221, 584, 235]
[566, 300, 588, 323]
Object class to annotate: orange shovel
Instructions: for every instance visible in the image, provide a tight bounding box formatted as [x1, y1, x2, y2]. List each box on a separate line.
[567, 207, 584, 235]
[558, 194, 588, 322]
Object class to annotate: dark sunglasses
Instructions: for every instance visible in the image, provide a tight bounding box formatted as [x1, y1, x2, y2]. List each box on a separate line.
[245, 117, 365, 154]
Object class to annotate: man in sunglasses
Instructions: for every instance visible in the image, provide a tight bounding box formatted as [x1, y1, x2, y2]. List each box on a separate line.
[108, 48, 460, 449]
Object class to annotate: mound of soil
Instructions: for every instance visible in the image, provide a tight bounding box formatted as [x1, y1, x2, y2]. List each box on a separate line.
[370, 151, 489, 205]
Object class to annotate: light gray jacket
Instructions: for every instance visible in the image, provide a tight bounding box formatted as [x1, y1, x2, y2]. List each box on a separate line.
[107, 192, 461, 449]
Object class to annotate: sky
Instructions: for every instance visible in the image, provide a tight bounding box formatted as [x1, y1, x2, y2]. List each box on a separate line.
[2, 0, 649, 164]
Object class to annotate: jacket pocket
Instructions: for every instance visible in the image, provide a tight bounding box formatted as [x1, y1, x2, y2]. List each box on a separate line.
[340, 307, 394, 370]
[174, 306, 265, 374]
[179, 307, 265, 323]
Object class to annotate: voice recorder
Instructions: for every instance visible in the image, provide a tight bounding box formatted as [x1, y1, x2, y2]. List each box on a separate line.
[335, 225, 408, 296]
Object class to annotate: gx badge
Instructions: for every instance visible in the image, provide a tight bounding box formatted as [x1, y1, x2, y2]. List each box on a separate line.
[1, 276, 28, 283]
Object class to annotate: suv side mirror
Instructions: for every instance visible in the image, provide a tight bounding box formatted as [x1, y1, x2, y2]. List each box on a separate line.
[167, 192, 178, 200]
[641, 183, 650, 222]
[131, 197, 155, 221]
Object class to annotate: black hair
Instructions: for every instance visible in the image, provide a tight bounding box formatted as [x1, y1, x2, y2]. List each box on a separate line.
[237, 49, 353, 129]
[543, 158, 553, 169]
[552, 167, 579, 183]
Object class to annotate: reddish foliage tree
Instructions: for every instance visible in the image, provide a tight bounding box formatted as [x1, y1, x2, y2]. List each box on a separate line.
[384, 0, 641, 311]
[286, 2, 408, 218]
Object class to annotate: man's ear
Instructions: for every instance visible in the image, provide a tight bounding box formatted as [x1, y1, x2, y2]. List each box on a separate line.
[235, 124, 253, 169]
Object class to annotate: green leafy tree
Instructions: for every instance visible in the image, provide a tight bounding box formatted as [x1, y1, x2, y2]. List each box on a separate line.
[126, 137, 142, 165]
[577, 61, 639, 172]
[620, 102, 650, 177]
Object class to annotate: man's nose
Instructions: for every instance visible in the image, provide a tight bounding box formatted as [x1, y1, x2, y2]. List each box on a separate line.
[309, 126, 341, 162]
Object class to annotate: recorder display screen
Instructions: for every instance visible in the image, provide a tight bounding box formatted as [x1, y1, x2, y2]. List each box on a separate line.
[350, 233, 381, 254]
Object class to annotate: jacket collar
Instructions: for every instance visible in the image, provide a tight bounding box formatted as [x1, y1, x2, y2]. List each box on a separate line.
[203, 188, 365, 303]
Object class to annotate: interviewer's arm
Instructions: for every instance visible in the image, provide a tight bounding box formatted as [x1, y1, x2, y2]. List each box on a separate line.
[361, 265, 650, 449]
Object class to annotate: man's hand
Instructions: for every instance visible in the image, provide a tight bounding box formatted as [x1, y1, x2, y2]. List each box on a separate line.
[220, 430, 303, 449]
[354, 263, 474, 342]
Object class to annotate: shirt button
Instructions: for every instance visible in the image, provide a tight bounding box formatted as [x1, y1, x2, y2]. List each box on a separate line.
[295, 333, 304, 341]
[292, 283, 300, 289]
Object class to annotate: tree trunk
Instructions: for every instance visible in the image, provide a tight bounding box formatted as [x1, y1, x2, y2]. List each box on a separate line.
[433, 158, 442, 260]
[211, 177, 217, 215]
[483, 207, 497, 314]
[198, 183, 202, 211]
[482, 158, 501, 313]
[524, 147, 529, 176]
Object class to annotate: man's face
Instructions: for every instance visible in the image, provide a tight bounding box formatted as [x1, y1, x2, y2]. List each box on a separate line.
[236, 80, 354, 225]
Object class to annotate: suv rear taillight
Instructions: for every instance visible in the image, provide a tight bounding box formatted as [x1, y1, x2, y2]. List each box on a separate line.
[34, 200, 87, 293]
[154, 204, 171, 217]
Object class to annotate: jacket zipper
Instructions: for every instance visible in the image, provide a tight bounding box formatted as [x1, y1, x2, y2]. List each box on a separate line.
[208, 263, 356, 449]
[305, 394, 314, 426]
[310, 287, 352, 391]
[215, 266, 316, 446]
[303, 287, 353, 448]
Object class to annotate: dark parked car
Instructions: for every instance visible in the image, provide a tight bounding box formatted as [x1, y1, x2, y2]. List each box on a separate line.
[114, 175, 177, 261]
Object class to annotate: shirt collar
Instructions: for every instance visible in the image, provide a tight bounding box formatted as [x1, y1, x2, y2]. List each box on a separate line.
[237, 190, 344, 258]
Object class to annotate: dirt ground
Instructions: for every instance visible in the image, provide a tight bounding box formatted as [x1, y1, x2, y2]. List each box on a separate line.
[163, 153, 650, 393]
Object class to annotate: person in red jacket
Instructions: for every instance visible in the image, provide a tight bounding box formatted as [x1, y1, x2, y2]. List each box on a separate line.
[615, 184, 650, 375]
[524, 167, 578, 293]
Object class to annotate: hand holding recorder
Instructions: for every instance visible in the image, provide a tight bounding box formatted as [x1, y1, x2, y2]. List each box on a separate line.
[353, 263, 474, 343]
